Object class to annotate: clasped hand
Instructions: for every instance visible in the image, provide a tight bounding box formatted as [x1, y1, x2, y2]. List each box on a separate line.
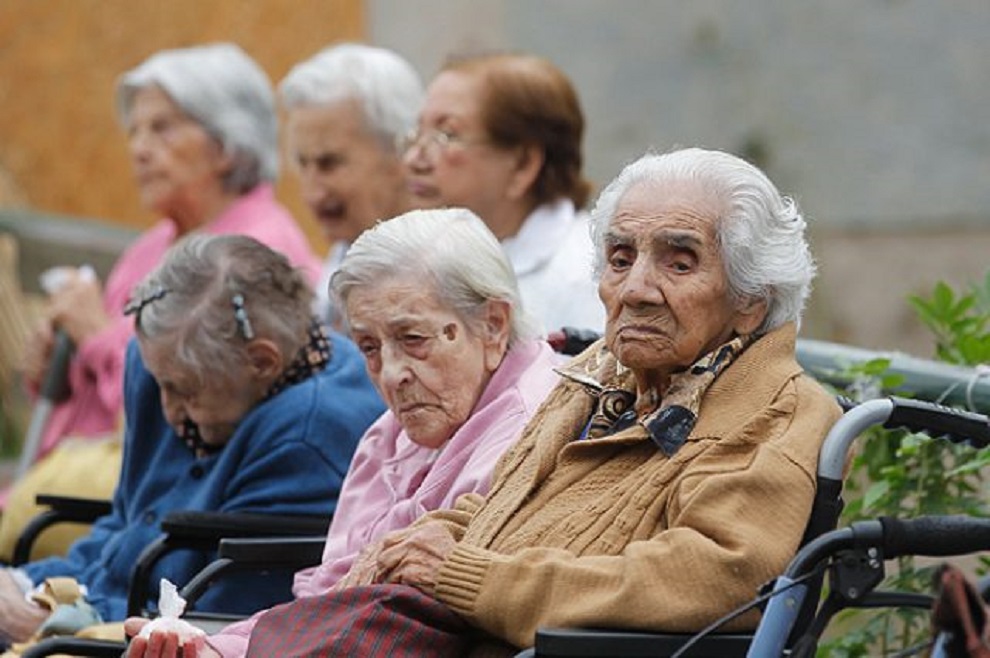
[335, 521, 457, 594]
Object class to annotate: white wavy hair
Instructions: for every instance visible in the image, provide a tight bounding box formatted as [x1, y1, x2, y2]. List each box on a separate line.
[278, 43, 423, 154]
[330, 207, 539, 345]
[589, 147, 816, 332]
[117, 42, 279, 193]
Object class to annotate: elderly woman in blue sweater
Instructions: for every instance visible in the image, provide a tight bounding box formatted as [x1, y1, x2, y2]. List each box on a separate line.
[0, 234, 383, 644]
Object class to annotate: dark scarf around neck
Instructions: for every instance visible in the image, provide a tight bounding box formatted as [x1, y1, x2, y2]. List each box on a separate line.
[584, 333, 756, 456]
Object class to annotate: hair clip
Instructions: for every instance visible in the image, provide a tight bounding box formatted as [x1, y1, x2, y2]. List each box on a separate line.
[231, 293, 255, 340]
[123, 285, 169, 323]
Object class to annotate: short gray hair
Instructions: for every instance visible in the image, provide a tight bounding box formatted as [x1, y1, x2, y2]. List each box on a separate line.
[278, 43, 423, 154]
[130, 234, 314, 385]
[589, 147, 816, 333]
[117, 43, 279, 193]
[330, 208, 538, 344]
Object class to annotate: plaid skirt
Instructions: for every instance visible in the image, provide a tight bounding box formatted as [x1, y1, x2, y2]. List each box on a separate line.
[246, 584, 471, 657]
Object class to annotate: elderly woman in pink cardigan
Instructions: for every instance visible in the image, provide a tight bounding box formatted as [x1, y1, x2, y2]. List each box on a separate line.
[15, 42, 319, 490]
[126, 207, 560, 657]
[0, 43, 320, 561]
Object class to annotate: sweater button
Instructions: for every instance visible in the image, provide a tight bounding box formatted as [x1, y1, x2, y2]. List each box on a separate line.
[190, 465, 205, 479]
[143, 511, 157, 525]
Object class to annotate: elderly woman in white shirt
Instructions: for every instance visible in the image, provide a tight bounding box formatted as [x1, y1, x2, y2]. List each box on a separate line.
[403, 52, 605, 335]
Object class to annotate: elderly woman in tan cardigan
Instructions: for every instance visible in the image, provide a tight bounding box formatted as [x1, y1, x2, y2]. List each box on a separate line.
[133, 147, 842, 657]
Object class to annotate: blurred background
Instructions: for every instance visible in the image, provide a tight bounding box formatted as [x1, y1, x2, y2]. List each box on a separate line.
[1, 3, 984, 644]
[1, 0, 988, 358]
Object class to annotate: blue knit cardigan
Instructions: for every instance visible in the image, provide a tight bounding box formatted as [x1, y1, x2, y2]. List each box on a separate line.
[23, 332, 385, 621]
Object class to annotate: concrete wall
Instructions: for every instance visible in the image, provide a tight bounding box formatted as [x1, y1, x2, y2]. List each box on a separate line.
[369, 0, 990, 356]
[2, 1, 986, 357]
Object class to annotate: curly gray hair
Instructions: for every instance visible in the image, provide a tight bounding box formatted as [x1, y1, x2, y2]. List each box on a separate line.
[129, 234, 313, 385]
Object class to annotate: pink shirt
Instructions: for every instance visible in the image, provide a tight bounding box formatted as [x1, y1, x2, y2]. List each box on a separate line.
[31, 184, 320, 463]
[207, 339, 560, 657]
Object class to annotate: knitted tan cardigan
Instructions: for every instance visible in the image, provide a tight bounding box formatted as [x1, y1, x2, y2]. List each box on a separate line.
[430, 323, 842, 649]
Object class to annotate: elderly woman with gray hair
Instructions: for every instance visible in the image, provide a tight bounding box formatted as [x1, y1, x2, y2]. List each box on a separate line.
[0, 234, 382, 644]
[278, 43, 424, 326]
[124, 208, 561, 657]
[15, 43, 319, 493]
[219, 147, 843, 657]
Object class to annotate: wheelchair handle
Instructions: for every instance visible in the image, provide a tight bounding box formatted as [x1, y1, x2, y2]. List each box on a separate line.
[753, 515, 990, 657]
[879, 515, 990, 559]
[783, 514, 990, 581]
[819, 397, 990, 480]
[884, 397, 990, 448]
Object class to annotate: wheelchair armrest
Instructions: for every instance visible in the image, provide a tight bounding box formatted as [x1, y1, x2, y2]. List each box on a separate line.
[20, 637, 125, 658]
[127, 511, 329, 617]
[179, 535, 326, 609]
[12, 495, 114, 565]
[34, 494, 114, 519]
[218, 534, 326, 567]
[533, 627, 753, 657]
[160, 510, 329, 544]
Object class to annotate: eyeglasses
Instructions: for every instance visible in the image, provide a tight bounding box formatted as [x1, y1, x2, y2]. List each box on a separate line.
[399, 127, 488, 157]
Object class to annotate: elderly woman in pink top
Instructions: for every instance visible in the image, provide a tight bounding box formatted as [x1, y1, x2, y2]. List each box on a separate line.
[1, 43, 321, 560]
[125, 207, 560, 657]
[16, 43, 319, 478]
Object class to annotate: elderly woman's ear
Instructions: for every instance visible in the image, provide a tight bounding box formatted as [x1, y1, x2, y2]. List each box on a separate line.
[209, 142, 236, 180]
[244, 339, 285, 383]
[734, 296, 769, 336]
[505, 144, 545, 202]
[481, 299, 513, 372]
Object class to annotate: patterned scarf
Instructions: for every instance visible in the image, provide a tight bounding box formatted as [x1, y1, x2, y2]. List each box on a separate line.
[178, 320, 332, 456]
[582, 333, 756, 455]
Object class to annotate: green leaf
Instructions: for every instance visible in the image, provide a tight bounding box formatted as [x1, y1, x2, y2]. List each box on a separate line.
[860, 358, 892, 376]
[863, 480, 890, 510]
[932, 281, 956, 317]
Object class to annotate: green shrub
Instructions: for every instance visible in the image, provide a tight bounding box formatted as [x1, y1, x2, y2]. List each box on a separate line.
[819, 273, 990, 656]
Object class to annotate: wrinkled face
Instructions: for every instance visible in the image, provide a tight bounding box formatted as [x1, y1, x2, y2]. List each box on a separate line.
[345, 278, 505, 449]
[286, 100, 409, 244]
[403, 71, 519, 223]
[598, 180, 766, 390]
[125, 86, 229, 226]
[138, 335, 265, 447]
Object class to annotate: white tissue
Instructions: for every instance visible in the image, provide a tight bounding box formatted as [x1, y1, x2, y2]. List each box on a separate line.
[137, 579, 207, 642]
[39, 264, 97, 295]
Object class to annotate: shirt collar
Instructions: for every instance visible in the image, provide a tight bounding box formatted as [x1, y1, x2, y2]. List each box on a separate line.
[501, 198, 578, 276]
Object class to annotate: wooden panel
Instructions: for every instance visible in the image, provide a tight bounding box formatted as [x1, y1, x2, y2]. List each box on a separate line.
[0, 0, 364, 251]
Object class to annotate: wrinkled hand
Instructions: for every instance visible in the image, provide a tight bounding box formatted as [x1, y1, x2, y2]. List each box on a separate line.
[334, 540, 386, 591]
[48, 273, 108, 346]
[376, 521, 458, 594]
[0, 570, 49, 642]
[123, 618, 218, 658]
[21, 320, 55, 387]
